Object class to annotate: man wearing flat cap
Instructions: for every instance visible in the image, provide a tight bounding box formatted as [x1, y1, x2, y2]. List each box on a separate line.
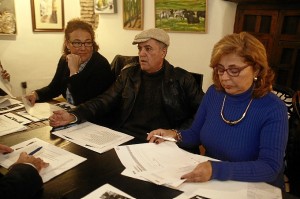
[49, 28, 204, 147]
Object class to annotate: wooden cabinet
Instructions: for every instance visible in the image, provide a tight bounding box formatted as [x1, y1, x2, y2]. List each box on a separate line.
[233, 2, 300, 91]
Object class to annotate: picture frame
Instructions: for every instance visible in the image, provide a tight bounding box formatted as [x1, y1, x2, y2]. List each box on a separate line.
[31, 0, 64, 32]
[155, 0, 207, 33]
[94, 0, 117, 14]
[123, 0, 143, 30]
[0, 0, 17, 35]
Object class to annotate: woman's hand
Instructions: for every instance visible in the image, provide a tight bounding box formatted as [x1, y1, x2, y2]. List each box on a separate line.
[66, 54, 81, 76]
[25, 91, 38, 106]
[147, 129, 177, 144]
[1, 69, 10, 81]
[49, 110, 76, 127]
[181, 161, 212, 182]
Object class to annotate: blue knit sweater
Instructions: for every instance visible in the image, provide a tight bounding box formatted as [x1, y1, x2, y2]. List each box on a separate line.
[180, 85, 288, 188]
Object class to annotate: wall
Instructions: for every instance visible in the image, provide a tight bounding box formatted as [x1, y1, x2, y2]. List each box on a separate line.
[0, 0, 237, 97]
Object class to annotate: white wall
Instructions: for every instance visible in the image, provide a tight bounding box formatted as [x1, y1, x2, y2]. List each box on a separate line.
[0, 0, 237, 96]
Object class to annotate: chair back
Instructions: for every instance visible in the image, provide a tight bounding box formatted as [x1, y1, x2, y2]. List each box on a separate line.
[110, 55, 139, 79]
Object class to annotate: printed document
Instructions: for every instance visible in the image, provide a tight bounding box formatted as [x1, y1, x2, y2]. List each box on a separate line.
[0, 138, 86, 182]
[52, 122, 134, 154]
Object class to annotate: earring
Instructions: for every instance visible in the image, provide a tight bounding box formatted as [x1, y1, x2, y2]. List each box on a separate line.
[254, 77, 258, 81]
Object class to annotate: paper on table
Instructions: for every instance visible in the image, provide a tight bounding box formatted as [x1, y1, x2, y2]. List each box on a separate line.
[52, 122, 134, 154]
[0, 138, 86, 182]
[3, 112, 32, 125]
[82, 184, 135, 199]
[0, 115, 27, 137]
[22, 96, 64, 120]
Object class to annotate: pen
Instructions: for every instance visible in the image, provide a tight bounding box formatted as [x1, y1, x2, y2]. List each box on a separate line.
[149, 134, 177, 142]
[28, 146, 43, 155]
[50, 123, 77, 132]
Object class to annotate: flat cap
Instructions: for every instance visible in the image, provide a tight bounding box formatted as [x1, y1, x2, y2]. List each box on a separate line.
[132, 28, 170, 46]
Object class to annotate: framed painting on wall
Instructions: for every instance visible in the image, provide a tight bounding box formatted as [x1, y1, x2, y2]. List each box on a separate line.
[123, 0, 143, 30]
[94, 0, 117, 14]
[155, 0, 207, 33]
[31, 0, 64, 32]
[0, 0, 17, 35]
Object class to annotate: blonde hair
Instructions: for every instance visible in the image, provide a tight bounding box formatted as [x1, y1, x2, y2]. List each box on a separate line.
[210, 32, 274, 98]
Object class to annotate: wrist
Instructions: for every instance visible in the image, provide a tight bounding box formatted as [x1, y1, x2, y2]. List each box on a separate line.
[32, 91, 39, 100]
[171, 129, 182, 142]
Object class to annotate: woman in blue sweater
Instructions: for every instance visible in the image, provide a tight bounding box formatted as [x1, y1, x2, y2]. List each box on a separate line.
[147, 32, 288, 189]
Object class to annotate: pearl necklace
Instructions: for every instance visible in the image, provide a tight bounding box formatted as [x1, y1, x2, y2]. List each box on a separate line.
[220, 95, 253, 126]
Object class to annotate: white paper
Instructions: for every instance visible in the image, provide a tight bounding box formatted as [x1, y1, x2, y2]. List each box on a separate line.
[0, 115, 27, 137]
[0, 98, 24, 114]
[52, 122, 134, 154]
[82, 184, 135, 199]
[0, 75, 15, 98]
[114, 142, 213, 188]
[22, 96, 64, 120]
[0, 138, 86, 183]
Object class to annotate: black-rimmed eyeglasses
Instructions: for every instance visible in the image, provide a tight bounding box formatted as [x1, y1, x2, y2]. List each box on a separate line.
[69, 41, 93, 48]
[214, 64, 250, 77]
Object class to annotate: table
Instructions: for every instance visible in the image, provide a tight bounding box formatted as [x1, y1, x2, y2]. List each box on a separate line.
[0, 125, 182, 199]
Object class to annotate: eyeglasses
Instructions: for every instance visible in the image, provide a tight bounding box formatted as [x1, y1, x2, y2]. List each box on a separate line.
[214, 64, 250, 77]
[69, 40, 93, 48]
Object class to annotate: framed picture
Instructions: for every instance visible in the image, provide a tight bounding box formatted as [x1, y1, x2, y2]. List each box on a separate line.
[0, 0, 17, 35]
[155, 0, 207, 33]
[123, 0, 143, 30]
[94, 0, 117, 14]
[31, 0, 64, 32]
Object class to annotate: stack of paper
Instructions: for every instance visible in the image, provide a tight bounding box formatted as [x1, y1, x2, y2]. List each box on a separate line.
[0, 138, 86, 183]
[115, 143, 282, 199]
[114, 142, 213, 188]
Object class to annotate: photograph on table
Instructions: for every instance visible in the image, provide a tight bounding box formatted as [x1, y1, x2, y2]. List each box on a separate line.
[155, 0, 207, 33]
[31, 0, 64, 32]
[123, 0, 143, 30]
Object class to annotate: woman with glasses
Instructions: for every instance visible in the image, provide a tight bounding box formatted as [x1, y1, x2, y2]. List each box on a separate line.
[147, 32, 288, 190]
[26, 18, 114, 106]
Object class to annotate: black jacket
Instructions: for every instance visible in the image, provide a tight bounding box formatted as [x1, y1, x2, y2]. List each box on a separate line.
[72, 60, 204, 131]
[36, 52, 114, 106]
[0, 164, 43, 199]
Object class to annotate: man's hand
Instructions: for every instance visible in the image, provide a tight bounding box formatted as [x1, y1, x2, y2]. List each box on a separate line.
[14, 152, 49, 172]
[0, 144, 13, 154]
[49, 110, 76, 127]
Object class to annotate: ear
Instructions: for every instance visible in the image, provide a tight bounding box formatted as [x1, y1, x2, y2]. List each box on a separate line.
[161, 48, 167, 58]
